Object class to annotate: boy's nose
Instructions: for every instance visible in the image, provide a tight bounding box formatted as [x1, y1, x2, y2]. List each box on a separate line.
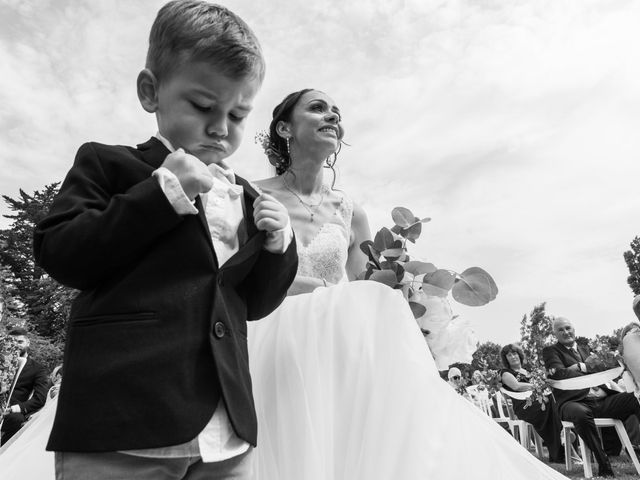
[206, 116, 228, 138]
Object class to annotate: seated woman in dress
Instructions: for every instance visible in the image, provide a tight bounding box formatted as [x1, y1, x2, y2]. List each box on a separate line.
[500, 343, 565, 463]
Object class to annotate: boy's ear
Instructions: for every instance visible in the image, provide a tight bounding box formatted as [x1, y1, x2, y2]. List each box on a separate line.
[137, 68, 160, 113]
[275, 120, 291, 139]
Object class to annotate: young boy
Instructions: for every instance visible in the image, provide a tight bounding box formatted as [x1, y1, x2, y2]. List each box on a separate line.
[33, 2, 297, 478]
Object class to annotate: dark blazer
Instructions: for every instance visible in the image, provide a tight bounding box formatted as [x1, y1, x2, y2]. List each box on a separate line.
[33, 138, 298, 452]
[542, 342, 617, 411]
[10, 356, 49, 416]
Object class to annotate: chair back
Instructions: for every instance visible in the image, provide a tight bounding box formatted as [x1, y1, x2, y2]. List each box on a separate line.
[493, 390, 511, 420]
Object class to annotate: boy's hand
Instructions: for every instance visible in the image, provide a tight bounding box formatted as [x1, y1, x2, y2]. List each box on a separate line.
[253, 193, 290, 232]
[160, 149, 213, 200]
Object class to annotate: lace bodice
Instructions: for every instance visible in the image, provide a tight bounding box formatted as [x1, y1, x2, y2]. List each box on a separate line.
[297, 193, 353, 284]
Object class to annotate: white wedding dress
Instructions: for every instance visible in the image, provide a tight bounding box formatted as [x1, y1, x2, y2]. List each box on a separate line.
[248, 194, 568, 479]
[0, 395, 57, 479]
[0, 195, 567, 480]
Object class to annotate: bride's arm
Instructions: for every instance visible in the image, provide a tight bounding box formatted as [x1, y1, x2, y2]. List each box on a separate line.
[287, 275, 326, 296]
[345, 202, 371, 281]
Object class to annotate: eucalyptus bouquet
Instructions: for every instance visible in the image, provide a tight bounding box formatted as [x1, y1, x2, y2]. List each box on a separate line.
[359, 207, 498, 317]
[523, 367, 552, 410]
[586, 337, 621, 371]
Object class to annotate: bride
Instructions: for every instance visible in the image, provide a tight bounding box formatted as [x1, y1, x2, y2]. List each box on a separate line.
[248, 88, 568, 479]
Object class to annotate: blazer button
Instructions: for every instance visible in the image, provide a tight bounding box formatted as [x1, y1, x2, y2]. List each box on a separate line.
[214, 322, 226, 338]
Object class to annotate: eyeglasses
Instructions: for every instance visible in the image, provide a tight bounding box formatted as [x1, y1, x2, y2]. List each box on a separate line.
[452, 376, 461, 380]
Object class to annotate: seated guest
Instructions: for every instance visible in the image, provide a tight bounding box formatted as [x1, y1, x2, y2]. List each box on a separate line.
[447, 367, 463, 389]
[543, 316, 640, 477]
[1, 328, 49, 445]
[500, 343, 564, 463]
[47, 364, 63, 401]
[467, 370, 491, 412]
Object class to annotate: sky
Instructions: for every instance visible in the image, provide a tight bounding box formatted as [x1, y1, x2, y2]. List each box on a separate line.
[1, 0, 639, 345]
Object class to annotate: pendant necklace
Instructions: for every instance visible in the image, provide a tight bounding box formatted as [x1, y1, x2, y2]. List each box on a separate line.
[282, 176, 327, 222]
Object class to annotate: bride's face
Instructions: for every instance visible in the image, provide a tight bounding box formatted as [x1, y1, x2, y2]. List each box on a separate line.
[285, 91, 344, 158]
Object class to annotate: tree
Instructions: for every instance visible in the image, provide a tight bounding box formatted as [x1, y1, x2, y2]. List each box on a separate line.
[519, 302, 555, 368]
[0, 264, 27, 324]
[1, 184, 60, 293]
[471, 341, 503, 371]
[624, 236, 640, 295]
[0, 183, 76, 340]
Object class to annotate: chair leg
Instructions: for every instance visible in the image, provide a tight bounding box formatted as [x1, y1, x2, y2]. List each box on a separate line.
[614, 421, 640, 476]
[564, 427, 573, 471]
[578, 437, 593, 479]
[532, 428, 544, 458]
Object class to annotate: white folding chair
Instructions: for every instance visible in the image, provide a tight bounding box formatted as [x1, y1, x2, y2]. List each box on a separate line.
[548, 367, 640, 478]
[561, 418, 640, 478]
[498, 388, 544, 458]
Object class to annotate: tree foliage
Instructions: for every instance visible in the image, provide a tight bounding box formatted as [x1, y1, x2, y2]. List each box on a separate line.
[624, 236, 640, 296]
[0, 183, 74, 348]
[519, 302, 555, 368]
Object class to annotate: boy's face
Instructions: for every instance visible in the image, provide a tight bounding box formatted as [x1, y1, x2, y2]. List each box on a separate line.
[154, 61, 260, 166]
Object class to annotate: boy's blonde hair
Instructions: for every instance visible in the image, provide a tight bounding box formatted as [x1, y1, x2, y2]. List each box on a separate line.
[146, 0, 264, 83]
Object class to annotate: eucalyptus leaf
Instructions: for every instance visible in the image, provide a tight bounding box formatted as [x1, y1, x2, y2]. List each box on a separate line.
[404, 261, 437, 276]
[409, 301, 427, 319]
[404, 222, 422, 243]
[359, 240, 376, 257]
[390, 225, 404, 236]
[381, 248, 404, 258]
[451, 267, 498, 306]
[395, 263, 405, 282]
[391, 207, 415, 228]
[369, 270, 398, 287]
[373, 227, 395, 251]
[423, 269, 455, 292]
[460, 267, 498, 298]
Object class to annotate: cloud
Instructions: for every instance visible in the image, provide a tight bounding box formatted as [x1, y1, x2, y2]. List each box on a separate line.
[1, 0, 640, 344]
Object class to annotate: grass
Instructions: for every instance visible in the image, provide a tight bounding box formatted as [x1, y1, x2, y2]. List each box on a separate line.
[543, 455, 639, 479]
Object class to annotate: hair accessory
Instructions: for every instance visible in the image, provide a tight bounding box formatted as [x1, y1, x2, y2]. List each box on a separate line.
[255, 130, 287, 172]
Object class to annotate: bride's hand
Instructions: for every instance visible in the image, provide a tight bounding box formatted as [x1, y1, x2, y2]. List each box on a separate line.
[253, 193, 290, 232]
[287, 276, 330, 296]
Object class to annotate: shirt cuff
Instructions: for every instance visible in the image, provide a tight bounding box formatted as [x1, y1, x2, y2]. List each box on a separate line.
[579, 362, 587, 373]
[264, 219, 293, 254]
[11, 405, 20, 414]
[152, 167, 198, 216]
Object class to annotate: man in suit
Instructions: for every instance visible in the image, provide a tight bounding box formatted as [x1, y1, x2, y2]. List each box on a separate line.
[1, 327, 49, 445]
[543, 317, 640, 477]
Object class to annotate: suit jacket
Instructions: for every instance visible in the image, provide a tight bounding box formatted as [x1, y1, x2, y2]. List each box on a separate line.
[542, 342, 618, 412]
[33, 138, 298, 452]
[9, 356, 49, 416]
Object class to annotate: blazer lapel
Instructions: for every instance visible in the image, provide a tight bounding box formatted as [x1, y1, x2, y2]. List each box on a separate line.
[221, 177, 264, 270]
[136, 137, 218, 266]
[238, 176, 260, 241]
[137, 137, 169, 170]
[195, 195, 217, 266]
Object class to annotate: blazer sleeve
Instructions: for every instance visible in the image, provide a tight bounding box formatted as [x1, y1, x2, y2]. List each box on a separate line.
[243, 239, 298, 321]
[33, 143, 183, 290]
[543, 345, 583, 380]
[18, 363, 50, 416]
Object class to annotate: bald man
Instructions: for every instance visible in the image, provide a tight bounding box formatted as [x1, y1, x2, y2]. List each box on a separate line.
[543, 317, 640, 477]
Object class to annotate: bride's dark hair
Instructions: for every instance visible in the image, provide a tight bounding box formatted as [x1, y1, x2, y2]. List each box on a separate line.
[264, 89, 342, 182]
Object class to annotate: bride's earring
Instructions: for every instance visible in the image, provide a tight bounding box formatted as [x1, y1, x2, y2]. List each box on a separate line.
[286, 137, 292, 160]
